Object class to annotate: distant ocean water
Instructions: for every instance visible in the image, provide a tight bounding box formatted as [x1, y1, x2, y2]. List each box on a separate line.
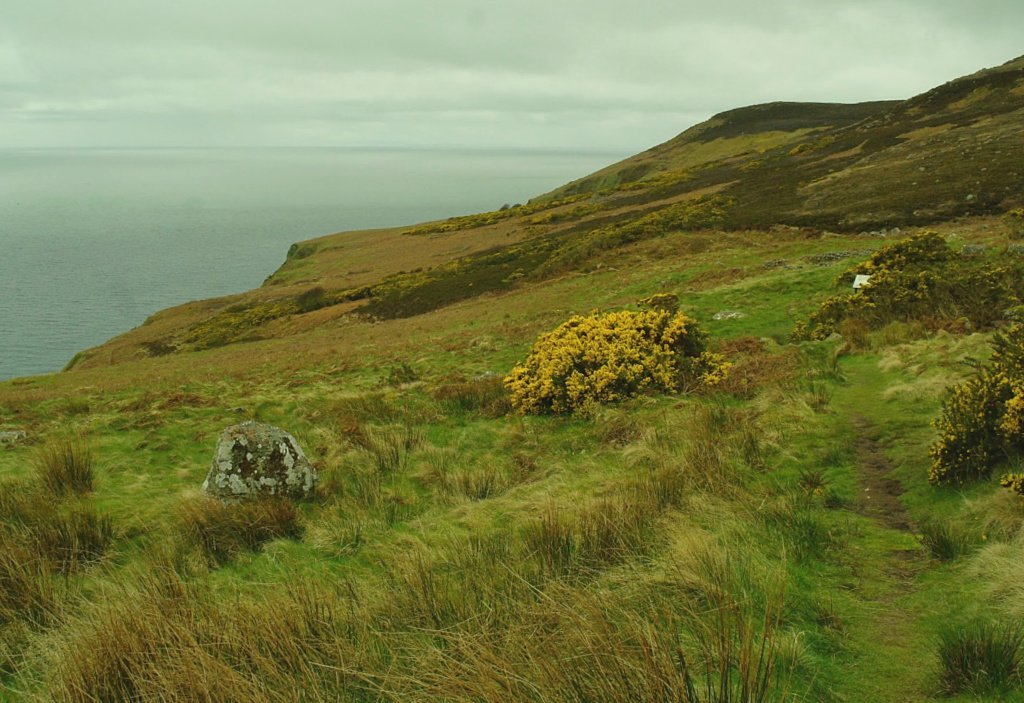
[0, 147, 622, 380]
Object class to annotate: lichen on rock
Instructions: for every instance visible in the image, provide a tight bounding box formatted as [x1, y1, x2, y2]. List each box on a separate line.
[202, 421, 317, 499]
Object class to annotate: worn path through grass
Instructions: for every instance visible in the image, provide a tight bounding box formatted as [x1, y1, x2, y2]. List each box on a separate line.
[835, 413, 931, 701]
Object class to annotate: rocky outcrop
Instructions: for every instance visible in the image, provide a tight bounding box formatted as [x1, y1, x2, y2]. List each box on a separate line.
[202, 421, 317, 499]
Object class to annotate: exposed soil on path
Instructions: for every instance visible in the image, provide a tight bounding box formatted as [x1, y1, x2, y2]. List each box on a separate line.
[851, 416, 915, 533]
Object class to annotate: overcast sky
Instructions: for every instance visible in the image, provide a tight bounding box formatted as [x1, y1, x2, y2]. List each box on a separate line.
[1, 0, 1021, 152]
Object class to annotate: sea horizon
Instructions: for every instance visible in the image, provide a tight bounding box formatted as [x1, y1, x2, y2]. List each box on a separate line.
[0, 146, 625, 380]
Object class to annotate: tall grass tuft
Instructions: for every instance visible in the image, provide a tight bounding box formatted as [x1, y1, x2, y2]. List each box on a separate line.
[595, 408, 644, 447]
[0, 534, 58, 626]
[523, 506, 577, 578]
[400, 583, 789, 702]
[33, 505, 114, 574]
[760, 498, 835, 563]
[632, 463, 688, 510]
[46, 576, 383, 703]
[358, 425, 424, 476]
[523, 498, 652, 579]
[432, 373, 511, 417]
[681, 404, 735, 493]
[34, 436, 95, 495]
[803, 380, 833, 413]
[451, 465, 507, 500]
[938, 620, 1023, 694]
[1, 481, 113, 575]
[919, 520, 975, 561]
[178, 494, 302, 566]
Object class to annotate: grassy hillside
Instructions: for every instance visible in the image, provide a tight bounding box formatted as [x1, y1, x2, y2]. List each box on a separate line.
[3, 56, 1024, 701]
[61, 56, 1023, 372]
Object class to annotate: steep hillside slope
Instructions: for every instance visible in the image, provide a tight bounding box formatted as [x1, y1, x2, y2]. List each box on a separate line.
[540, 100, 899, 200]
[61, 55, 1024, 372]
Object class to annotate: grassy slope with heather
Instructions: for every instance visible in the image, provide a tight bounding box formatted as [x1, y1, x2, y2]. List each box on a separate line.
[1, 56, 1024, 702]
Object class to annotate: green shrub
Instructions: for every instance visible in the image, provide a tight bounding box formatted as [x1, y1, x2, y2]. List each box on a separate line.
[800, 233, 1024, 340]
[383, 362, 419, 386]
[184, 286, 362, 348]
[402, 194, 590, 236]
[295, 286, 328, 313]
[937, 620, 1023, 694]
[535, 195, 732, 277]
[930, 325, 1024, 485]
[504, 309, 728, 414]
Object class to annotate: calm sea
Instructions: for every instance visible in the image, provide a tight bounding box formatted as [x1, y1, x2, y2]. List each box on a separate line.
[0, 147, 621, 380]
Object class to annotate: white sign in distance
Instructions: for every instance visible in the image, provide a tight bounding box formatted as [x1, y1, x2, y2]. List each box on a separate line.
[852, 274, 873, 290]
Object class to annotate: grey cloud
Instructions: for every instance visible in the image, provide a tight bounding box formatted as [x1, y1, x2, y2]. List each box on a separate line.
[1, 0, 1022, 150]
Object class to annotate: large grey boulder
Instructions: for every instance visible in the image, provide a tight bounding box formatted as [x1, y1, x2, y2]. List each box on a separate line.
[202, 421, 317, 499]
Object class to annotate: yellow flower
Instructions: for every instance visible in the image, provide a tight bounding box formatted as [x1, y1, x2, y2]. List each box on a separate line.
[504, 308, 727, 414]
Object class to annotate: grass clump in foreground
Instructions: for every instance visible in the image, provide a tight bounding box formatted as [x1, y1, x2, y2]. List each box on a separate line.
[178, 494, 302, 566]
[2, 467, 113, 579]
[33, 436, 94, 495]
[937, 620, 1024, 694]
[918, 519, 975, 561]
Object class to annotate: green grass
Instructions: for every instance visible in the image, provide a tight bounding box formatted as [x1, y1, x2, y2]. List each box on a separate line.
[2, 149, 1024, 700]
[938, 620, 1024, 694]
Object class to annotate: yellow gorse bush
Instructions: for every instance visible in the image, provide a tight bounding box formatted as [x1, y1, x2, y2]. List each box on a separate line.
[798, 232, 1024, 340]
[504, 309, 728, 414]
[1004, 208, 1024, 240]
[930, 324, 1024, 487]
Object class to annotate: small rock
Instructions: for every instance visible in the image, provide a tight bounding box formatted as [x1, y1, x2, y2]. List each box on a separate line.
[802, 250, 874, 266]
[0, 430, 27, 446]
[966, 194, 976, 202]
[713, 310, 747, 321]
[961, 244, 986, 257]
[203, 421, 317, 499]
[1007, 244, 1024, 257]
